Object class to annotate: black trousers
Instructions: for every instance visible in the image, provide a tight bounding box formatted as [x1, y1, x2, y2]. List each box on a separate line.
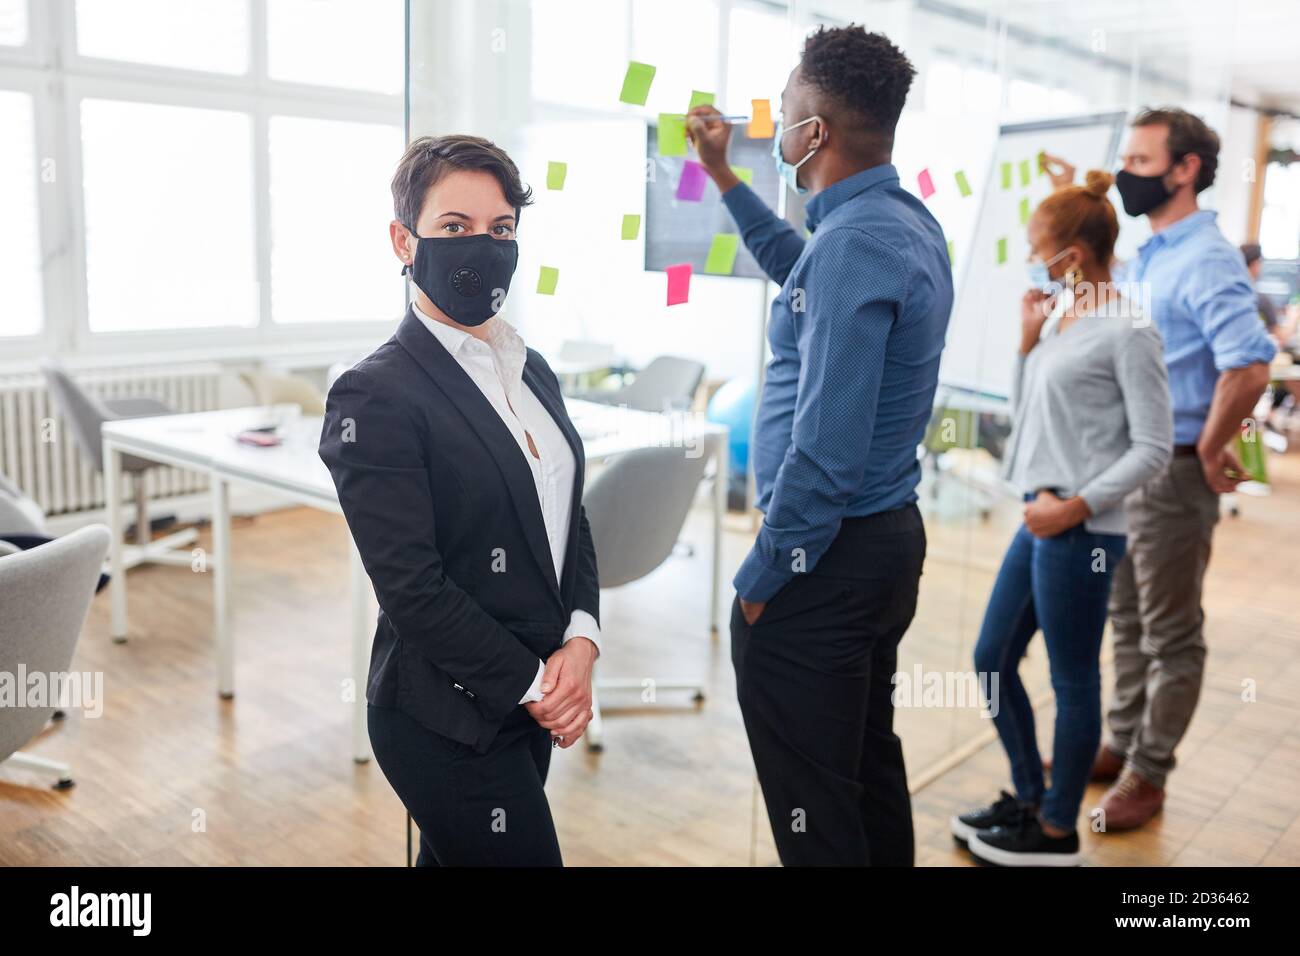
[367, 702, 562, 866]
[732, 504, 926, 866]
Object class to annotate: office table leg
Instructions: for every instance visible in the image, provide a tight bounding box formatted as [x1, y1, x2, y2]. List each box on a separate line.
[211, 473, 234, 699]
[349, 540, 372, 763]
[103, 442, 128, 643]
[711, 429, 729, 635]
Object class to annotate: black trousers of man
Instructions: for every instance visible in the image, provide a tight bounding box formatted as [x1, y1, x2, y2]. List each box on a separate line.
[732, 504, 926, 866]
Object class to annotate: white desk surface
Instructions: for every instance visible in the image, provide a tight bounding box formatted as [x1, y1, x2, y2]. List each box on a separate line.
[103, 401, 727, 496]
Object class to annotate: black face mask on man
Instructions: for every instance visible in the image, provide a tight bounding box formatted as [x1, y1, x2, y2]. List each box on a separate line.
[402, 230, 519, 327]
[1114, 164, 1177, 218]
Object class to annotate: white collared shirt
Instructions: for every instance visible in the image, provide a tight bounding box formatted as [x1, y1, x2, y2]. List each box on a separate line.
[411, 301, 600, 704]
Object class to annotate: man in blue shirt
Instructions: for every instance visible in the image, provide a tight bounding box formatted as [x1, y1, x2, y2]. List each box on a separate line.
[688, 25, 952, 866]
[1091, 109, 1275, 830]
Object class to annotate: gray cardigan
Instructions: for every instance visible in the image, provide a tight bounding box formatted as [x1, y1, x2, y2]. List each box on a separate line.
[1002, 310, 1173, 535]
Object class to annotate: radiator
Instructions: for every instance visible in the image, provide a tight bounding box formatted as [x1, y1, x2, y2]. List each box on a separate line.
[0, 364, 223, 517]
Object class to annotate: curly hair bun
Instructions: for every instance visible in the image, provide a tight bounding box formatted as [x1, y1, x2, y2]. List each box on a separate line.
[1083, 169, 1114, 198]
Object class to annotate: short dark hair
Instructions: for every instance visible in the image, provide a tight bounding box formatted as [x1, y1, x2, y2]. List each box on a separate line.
[1241, 242, 1263, 266]
[799, 25, 915, 141]
[391, 134, 533, 231]
[1131, 107, 1220, 193]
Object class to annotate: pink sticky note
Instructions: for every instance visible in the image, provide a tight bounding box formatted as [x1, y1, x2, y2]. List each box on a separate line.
[666, 263, 692, 306]
[675, 160, 708, 201]
[917, 167, 935, 200]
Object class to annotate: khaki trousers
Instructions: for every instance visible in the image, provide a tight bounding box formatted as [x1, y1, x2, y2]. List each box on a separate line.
[1105, 454, 1220, 789]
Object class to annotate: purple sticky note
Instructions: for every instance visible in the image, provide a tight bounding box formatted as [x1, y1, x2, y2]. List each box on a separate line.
[917, 167, 935, 200]
[666, 263, 692, 306]
[675, 161, 708, 201]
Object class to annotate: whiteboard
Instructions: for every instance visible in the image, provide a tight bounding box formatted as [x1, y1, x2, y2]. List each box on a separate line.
[939, 112, 1127, 401]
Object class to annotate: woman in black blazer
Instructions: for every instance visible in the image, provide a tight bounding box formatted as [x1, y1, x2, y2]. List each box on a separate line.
[319, 135, 600, 867]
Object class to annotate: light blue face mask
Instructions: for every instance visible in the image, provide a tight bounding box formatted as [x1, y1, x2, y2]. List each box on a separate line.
[1027, 247, 1071, 292]
[771, 114, 822, 194]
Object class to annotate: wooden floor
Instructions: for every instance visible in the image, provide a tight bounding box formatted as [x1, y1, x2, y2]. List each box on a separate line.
[4, 450, 1300, 866]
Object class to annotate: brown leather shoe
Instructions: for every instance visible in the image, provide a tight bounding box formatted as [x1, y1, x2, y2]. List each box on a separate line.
[1097, 770, 1164, 831]
[1044, 744, 1125, 783]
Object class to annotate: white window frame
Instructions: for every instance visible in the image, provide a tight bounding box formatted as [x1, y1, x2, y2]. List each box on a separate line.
[0, 0, 403, 364]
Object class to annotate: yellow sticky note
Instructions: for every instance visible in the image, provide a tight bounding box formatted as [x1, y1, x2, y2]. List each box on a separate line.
[537, 266, 559, 295]
[689, 90, 714, 110]
[955, 170, 972, 197]
[748, 99, 774, 138]
[1019, 196, 1031, 225]
[658, 113, 687, 156]
[621, 214, 641, 240]
[704, 234, 740, 275]
[1019, 159, 1031, 187]
[546, 161, 567, 190]
[947, 240, 955, 265]
[996, 237, 1008, 264]
[1000, 162, 1012, 190]
[730, 165, 753, 186]
[619, 61, 656, 105]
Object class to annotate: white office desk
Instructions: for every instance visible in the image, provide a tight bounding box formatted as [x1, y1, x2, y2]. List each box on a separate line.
[101, 401, 727, 763]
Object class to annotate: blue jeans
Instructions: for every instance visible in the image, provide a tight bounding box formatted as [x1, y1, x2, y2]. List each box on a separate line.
[973, 518, 1126, 831]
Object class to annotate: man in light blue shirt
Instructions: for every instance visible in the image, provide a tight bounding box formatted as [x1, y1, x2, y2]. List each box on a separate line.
[1092, 109, 1275, 830]
[688, 25, 952, 866]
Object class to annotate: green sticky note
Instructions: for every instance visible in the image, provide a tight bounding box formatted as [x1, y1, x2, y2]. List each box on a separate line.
[1018, 196, 1031, 225]
[658, 113, 687, 156]
[619, 61, 656, 105]
[546, 161, 567, 190]
[996, 237, 1008, 264]
[947, 240, 955, 264]
[1000, 162, 1012, 190]
[621, 213, 641, 240]
[955, 170, 972, 197]
[537, 266, 559, 295]
[1019, 159, 1031, 187]
[689, 90, 715, 109]
[704, 233, 740, 275]
[730, 164, 753, 186]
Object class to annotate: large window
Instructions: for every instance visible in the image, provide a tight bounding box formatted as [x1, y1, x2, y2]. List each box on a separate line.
[0, 89, 42, 337]
[268, 115, 405, 323]
[75, 0, 250, 73]
[81, 99, 258, 332]
[0, 0, 404, 354]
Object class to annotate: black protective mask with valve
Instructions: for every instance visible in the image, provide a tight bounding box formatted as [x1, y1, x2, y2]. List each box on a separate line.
[402, 230, 519, 327]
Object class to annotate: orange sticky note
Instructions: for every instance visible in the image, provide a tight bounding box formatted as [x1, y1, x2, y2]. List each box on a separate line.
[748, 99, 774, 138]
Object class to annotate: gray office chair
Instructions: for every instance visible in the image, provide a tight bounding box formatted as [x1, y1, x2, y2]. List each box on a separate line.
[0, 524, 111, 789]
[238, 369, 326, 415]
[584, 356, 705, 413]
[581, 444, 712, 751]
[41, 361, 199, 573]
[0, 472, 46, 543]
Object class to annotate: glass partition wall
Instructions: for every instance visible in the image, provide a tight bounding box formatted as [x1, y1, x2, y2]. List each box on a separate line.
[406, 0, 1237, 866]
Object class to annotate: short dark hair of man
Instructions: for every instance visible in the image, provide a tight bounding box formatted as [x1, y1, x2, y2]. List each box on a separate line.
[799, 24, 916, 147]
[1240, 242, 1263, 267]
[391, 134, 533, 231]
[1131, 107, 1221, 193]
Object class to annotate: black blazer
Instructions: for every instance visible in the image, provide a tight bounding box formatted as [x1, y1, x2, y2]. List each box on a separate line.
[319, 307, 600, 753]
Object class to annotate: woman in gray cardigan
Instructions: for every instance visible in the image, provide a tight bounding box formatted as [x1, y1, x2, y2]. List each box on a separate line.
[952, 171, 1172, 866]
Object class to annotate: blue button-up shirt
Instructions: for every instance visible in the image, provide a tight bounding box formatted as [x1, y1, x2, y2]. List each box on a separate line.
[722, 164, 953, 602]
[1124, 209, 1275, 445]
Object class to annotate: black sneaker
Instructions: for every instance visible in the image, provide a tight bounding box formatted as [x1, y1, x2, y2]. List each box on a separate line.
[950, 791, 1027, 845]
[968, 815, 1081, 867]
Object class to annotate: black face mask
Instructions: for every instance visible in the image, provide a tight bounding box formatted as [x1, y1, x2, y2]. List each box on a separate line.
[1115, 166, 1175, 218]
[403, 231, 519, 327]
